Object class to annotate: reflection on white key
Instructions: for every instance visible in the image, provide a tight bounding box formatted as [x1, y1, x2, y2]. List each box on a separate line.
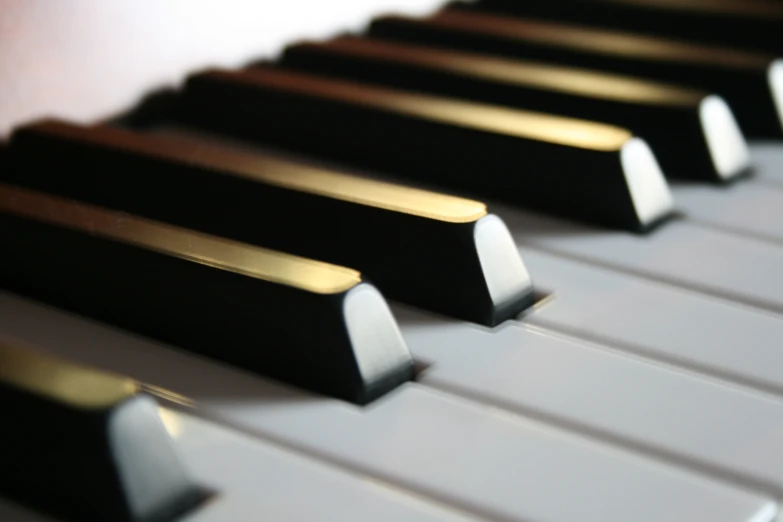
[0, 292, 775, 522]
[498, 206, 783, 315]
[397, 305, 783, 496]
[522, 249, 783, 396]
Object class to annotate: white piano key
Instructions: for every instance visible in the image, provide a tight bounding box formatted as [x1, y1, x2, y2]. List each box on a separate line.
[171, 411, 481, 522]
[750, 143, 783, 185]
[672, 180, 783, 242]
[497, 206, 783, 314]
[0, 291, 774, 522]
[396, 305, 783, 495]
[519, 248, 783, 396]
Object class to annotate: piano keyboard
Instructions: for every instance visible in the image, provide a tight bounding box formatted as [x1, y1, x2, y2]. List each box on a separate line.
[2, 0, 783, 520]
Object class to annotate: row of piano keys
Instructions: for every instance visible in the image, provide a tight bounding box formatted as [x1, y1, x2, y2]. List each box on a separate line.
[3, 0, 783, 521]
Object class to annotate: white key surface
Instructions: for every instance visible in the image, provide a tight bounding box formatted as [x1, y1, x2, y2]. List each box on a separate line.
[0, 292, 775, 522]
[498, 207, 783, 314]
[672, 180, 783, 243]
[520, 248, 783, 396]
[750, 143, 783, 186]
[173, 411, 481, 522]
[396, 305, 783, 495]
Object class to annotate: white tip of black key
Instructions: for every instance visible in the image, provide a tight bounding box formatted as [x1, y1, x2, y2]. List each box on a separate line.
[343, 283, 414, 395]
[769, 59, 783, 134]
[108, 395, 199, 521]
[699, 95, 751, 181]
[474, 213, 535, 319]
[620, 137, 674, 228]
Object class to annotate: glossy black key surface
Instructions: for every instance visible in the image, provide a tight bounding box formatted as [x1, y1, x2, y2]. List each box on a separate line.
[6, 121, 534, 326]
[176, 66, 673, 231]
[0, 341, 201, 522]
[470, 0, 783, 54]
[367, 10, 783, 138]
[0, 184, 413, 404]
[280, 36, 750, 182]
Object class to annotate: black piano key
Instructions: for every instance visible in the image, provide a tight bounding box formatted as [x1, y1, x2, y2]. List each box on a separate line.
[279, 36, 750, 182]
[175, 66, 674, 231]
[0, 183, 413, 405]
[6, 121, 534, 326]
[367, 10, 783, 139]
[0, 340, 202, 522]
[470, 0, 783, 54]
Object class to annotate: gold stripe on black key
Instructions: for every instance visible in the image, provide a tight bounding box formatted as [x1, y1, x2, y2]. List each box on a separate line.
[176, 66, 673, 231]
[470, 0, 783, 54]
[0, 340, 202, 522]
[280, 36, 750, 182]
[0, 184, 413, 405]
[6, 120, 534, 326]
[367, 10, 783, 139]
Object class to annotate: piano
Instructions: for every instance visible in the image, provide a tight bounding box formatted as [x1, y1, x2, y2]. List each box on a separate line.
[2, 0, 783, 520]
